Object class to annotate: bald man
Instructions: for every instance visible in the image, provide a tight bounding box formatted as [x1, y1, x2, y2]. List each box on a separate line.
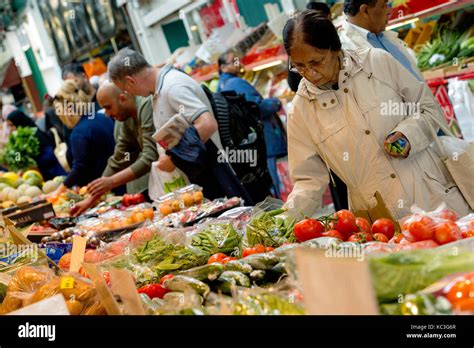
[71, 81, 158, 216]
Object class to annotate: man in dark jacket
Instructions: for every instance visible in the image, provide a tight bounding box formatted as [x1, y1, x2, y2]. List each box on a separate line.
[218, 50, 287, 198]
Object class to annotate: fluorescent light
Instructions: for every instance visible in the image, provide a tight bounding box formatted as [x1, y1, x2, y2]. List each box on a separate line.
[190, 25, 198, 31]
[386, 18, 419, 31]
[252, 60, 283, 71]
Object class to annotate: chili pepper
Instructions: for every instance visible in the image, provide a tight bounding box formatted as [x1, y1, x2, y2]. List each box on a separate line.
[137, 283, 169, 299]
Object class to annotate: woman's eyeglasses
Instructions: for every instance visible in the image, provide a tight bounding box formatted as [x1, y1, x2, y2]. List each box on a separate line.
[288, 49, 332, 75]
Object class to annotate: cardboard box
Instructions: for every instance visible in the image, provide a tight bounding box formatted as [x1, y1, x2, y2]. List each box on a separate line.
[3, 200, 55, 228]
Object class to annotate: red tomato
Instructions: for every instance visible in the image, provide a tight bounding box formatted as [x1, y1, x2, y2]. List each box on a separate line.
[348, 232, 372, 243]
[434, 221, 462, 245]
[253, 244, 266, 254]
[405, 215, 435, 241]
[242, 248, 257, 258]
[322, 230, 343, 240]
[452, 298, 474, 312]
[207, 253, 227, 264]
[138, 284, 169, 299]
[372, 233, 389, 243]
[394, 240, 438, 251]
[355, 217, 371, 233]
[462, 229, 474, 239]
[293, 218, 325, 242]
[438, 209, 458, 222]
[221, 257, 237, 264]
[265, 246, 275, 252]
[132, 193, 145, 204]
[371, 218, 395, 239]
[159, 274, 174, 285]
[388, 233, 403, 244]
[446, 278, 474, 303]
[333, 210, 358, 239]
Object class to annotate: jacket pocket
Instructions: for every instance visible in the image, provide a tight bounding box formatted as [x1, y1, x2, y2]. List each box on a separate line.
[313, 122, 345, 144]
[423, 169, 457, 195]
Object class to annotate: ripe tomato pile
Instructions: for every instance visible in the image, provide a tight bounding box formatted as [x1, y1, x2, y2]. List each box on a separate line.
[400, 209, 473, 247]
[291, 208, 474, 252]
[293, 209, 395, 244]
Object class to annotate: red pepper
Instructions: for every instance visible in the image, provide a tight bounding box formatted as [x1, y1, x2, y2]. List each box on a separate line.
[137, 283, 169, 299]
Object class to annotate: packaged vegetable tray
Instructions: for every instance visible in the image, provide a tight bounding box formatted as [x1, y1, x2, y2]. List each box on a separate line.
[368, 238, 474, 302]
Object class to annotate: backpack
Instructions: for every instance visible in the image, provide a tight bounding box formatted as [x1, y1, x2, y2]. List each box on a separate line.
[202, 85, 273, 202]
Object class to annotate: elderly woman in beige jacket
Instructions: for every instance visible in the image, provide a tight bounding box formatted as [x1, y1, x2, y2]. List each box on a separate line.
[282, 11, 470, 220]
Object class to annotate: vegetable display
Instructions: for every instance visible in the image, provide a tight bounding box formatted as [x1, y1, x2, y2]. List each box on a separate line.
[0, 127, 39, 172]
[189, 222, 241, 255]
[246, 208, 296, 247]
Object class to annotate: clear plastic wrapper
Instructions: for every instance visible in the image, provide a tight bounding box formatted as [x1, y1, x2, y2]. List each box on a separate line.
[185, 219, 243, 256]
[245, 197, 296, 248]
[368, 237, 474, 302]
[398, 203, 467, 247]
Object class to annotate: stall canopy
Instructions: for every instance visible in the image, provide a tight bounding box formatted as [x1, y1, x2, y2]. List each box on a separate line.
[0, 59, 21, 89]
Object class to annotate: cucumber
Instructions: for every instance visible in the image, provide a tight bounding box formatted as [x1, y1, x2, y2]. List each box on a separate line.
[223, 260, 253, 274]
[273, 243, 299, 257]
[178, 263, 224, 281]
[242, 253, 280, 270]
[163, 291, 204, 306]
[249, 270, 266, 282]
[215, 271, 250, 294]
[271, 262, 286, 274]
[163, 275, 210, 297]
[302, 236, 341, 249]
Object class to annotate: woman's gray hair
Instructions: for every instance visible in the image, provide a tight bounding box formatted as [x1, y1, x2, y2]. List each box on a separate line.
[107, 47, 151, 83]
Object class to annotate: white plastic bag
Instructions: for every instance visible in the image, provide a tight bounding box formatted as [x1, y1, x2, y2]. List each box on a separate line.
[148, 146, 189, 200]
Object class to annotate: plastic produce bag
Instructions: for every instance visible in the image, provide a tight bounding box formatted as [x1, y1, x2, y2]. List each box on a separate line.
[245, 197, 296, 247]
[186, 219, 243, 256]
[0, 266, 54, 314]
[148, 146, 189, 201]
[368, 238, 474, 302]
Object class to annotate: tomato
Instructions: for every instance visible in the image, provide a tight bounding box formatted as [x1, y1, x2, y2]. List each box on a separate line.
[293, 218, 325, 242]
[221, 257, 237, 264]
[394, 240, 438, 251]
[253, 244, 266, 254]
[462, 229, 474, 239]
[207, 253, 227, 264]
[372, 233, 389, 243]
[434, 221, 461, 245]
[388, 233, 403, 244]
[348, 232, 372, 243]
[122, 194, 133, 207]
[446, 278, 474, 303]
[159, 274, 174, 285]
[452, 298, 474, 312]
[242, 248, 257, 258]
[265, 246, 275, 252]
[138, 284, 169, 299]
[132, 193, 145, 204]
[438, 209, 458, 222]
[405, 215, 435, 241]
[322, 230, 343, 240]
[355, 217, 371, 233]
[333, 210, 358, 239]
[371, 218, 395, 239]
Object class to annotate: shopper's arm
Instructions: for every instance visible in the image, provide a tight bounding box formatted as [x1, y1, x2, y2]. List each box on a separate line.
[283, 101, 329, 218]
[168, 84, 218, 143]
[382, 50, 445, 156]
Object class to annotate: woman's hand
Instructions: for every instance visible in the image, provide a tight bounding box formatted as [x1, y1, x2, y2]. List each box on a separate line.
[88, 177, 114, 197]
[70, 195, 95, 217]
[384, 132, 411, 158]
[157, 154, 176, 172]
